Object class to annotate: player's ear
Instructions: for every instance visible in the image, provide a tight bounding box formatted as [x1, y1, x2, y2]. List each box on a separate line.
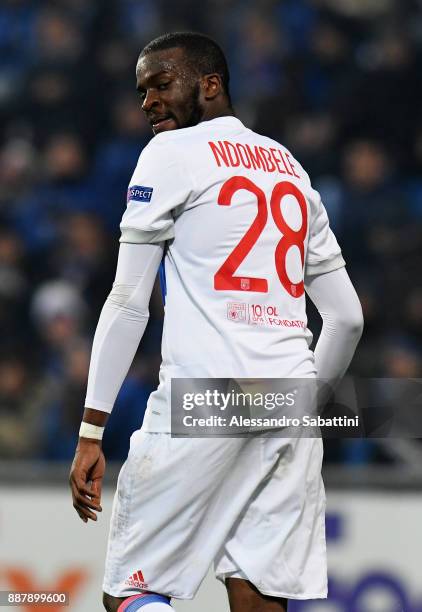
[201, 73, 222, 100]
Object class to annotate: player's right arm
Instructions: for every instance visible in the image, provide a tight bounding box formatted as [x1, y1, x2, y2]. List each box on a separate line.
[69, 135, 190, 522]
[69, 242, 163, 522]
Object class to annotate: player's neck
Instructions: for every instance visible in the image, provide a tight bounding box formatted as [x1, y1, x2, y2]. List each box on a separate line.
[201, 105, 235, 123]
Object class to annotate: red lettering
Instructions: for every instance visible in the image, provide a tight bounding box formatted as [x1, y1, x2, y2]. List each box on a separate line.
[208, 141, 229, 167]
[258, 147, 276, 172]
[224, 141, 240, 167]
[270, 148, 286, 174]
[277, 149, 293, 175]
[285, 152, 300, 178]
[236, 143, 252, 168]
[209, 141, 301, 179]
[244, 145, 265, 171]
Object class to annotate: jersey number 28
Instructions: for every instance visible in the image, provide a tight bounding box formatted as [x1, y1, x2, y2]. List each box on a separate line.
[214, 177, 308, 298]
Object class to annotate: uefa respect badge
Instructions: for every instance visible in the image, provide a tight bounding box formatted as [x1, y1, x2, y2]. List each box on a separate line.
[127, 185, 153, 203]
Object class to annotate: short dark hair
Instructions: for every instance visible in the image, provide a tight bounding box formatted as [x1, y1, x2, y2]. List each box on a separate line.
[140, 31, 232, 103]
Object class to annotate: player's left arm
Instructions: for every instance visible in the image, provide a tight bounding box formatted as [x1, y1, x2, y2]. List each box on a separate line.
[303, 175, 363, 386]
[305, 266, 364, 384]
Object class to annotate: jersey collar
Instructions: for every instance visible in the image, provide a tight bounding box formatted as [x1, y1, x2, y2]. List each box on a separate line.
[199, 116, 244, 128]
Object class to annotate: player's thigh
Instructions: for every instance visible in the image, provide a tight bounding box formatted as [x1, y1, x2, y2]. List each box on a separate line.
[214, 437, 326, 600]
[226, 578, 288, 612]
[103, 591, 125, 612]
[104, 432, 253, 599]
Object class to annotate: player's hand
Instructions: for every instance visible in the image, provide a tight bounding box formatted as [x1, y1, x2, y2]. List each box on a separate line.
[69, 438, 105, 523]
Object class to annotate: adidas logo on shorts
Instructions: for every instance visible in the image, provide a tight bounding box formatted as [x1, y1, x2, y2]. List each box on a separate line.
[125, 569, 148, 589]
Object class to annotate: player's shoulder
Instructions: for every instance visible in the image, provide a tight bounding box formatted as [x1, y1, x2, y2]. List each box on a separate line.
[250, 128, 298, 160]
[256, 130, 312, 187]
[134, 131, 185, 172]
[138, 126, 198, 163]
[140, 130, 179, 153]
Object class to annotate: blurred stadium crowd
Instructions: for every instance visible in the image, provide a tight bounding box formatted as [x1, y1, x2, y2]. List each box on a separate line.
[0, 0, 421, 462]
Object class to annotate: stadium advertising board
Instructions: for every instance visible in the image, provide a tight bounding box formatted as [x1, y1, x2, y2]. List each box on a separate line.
[0, 489, 420, 611]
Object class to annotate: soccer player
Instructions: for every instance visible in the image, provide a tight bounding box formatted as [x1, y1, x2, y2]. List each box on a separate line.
[69, 32, 363, 612]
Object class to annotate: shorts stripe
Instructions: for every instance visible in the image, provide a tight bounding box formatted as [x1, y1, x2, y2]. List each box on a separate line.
[118, 593, 170, 611]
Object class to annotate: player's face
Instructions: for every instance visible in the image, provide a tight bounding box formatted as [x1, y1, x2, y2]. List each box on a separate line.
[136, 48, 203, 135]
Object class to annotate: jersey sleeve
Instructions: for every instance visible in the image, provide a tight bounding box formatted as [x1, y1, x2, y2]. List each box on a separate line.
[305, 185, 345, 276]
[120, 136, 192, 244]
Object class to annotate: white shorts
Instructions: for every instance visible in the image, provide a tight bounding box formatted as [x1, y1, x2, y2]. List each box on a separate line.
[103, 430, 327, 600]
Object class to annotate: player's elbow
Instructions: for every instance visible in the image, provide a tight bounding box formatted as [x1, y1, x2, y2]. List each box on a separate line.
[342, 304, 364, 342]
[106, 284, 150, 322]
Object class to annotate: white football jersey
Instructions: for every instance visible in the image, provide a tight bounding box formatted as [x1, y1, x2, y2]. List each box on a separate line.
[120, 116, 345, 431]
